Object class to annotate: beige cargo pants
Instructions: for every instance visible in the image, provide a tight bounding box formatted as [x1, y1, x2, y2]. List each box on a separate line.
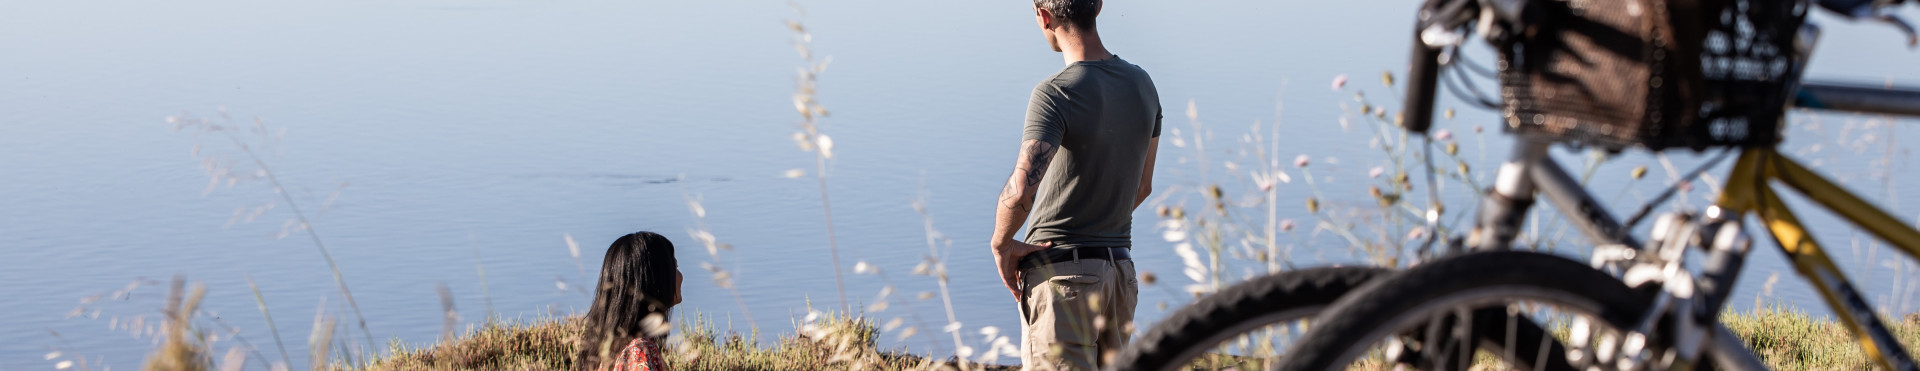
[1018, 250, 1138, 371]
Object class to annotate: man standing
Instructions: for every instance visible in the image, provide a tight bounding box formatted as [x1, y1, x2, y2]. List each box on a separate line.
[991, 0, 1159, 369]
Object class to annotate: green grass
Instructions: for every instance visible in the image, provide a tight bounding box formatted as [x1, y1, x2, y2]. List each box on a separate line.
[1722, 307, 1920, 369]
[316, 307, 1920, 371]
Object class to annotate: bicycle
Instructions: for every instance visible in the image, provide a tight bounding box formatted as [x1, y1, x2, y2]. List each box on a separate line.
[1264, 0, 1920, 369]
[1113, 0, 1920, 369]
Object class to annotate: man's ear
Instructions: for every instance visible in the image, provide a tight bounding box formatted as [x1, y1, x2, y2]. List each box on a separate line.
[1035, 7, 1054, 29]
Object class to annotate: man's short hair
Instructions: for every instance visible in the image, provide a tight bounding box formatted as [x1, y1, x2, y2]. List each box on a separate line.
[1035, 0, 1099, 29]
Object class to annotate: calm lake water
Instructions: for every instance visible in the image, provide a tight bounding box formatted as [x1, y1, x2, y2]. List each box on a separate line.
[8, 0, 1920, 368]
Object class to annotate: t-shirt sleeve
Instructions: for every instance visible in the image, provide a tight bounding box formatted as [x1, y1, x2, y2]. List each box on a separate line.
[1152, 105, 1163, 138]
[1023, 83, 1067, 146]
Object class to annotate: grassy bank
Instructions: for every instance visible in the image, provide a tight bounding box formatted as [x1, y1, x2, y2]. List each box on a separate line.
[326, 307, 1920, 370]
[340, 313, 1013, 371]
[1723, 308, 1920, 369]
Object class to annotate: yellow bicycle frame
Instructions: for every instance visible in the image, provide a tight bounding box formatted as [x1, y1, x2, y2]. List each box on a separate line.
[1716, 147, 1920, 369]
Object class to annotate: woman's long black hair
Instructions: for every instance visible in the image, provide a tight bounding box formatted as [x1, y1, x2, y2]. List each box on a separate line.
[575, 231, 678, 371]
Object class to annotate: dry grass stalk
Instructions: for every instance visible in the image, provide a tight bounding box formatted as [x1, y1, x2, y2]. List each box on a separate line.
[170, 112, 376, 352]
[144, 276, 211, 371]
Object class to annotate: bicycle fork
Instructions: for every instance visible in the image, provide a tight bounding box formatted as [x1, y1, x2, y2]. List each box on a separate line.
[1449, 135, 1771, 370]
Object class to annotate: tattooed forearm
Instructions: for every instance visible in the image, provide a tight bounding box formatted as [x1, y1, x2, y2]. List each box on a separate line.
[999, 174, 1028, 212]
[998, 140, 1057, 212]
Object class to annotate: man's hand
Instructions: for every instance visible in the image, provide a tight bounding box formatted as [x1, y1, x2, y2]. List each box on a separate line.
[993, 240, 1053, 301]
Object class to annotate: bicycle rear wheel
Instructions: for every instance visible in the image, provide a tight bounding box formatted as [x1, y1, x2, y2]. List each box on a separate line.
[1274, 251, 1658, 371]
[1110, 266, 1385, 371]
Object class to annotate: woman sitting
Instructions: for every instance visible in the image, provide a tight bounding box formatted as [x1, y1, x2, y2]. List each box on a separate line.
[575, 231, 682, 371]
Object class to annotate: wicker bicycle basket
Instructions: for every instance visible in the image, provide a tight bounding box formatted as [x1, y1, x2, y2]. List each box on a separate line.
[1499, 0, 1810, 151]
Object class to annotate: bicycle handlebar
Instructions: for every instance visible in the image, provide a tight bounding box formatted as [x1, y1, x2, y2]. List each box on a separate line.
[1794, 81, 1920, 117]
[1400, 0, 1481, 134]
[1403, 37, 1445, 134]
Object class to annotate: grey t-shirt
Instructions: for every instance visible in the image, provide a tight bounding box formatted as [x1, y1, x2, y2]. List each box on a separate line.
[1022, 56, 1161, 248]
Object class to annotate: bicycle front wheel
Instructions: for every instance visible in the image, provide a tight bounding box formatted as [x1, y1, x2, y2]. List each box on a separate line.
[1275, 251, 1658, 371]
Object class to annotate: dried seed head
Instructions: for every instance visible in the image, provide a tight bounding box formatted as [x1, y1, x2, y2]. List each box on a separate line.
[1631, 166, 1648, 180]
[1382, 71, 1395, 87]
[642, 313, 671, 337]
[1305, 198, 1320, 214]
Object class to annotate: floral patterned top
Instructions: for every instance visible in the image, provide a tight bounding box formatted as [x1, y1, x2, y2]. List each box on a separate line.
[608, 337, 666, 371]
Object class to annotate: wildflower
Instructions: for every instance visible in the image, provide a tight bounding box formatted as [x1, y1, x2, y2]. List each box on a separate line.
[1369, 166, 1385, 178]
[816, 134, 835, 159]
[1331, 74, 1348, 90]
[1140, 271, 1158, 285]
[980, 326, 1001, 343]
[1294, 154, 1311, 168]
[1279, 219, 1296, 232]
[1161, 229, 1188, 243]
[1434, 129, 1453, 141]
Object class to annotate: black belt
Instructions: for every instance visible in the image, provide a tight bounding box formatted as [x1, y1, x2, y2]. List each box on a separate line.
[1017, 246, 1131, 271]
